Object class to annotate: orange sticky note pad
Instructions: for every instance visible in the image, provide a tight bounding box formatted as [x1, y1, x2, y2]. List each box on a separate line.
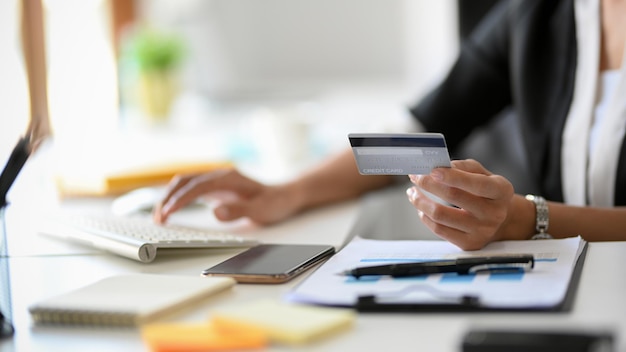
[141, 321, 267, 352]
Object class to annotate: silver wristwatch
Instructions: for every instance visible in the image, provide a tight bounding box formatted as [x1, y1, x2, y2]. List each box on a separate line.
[525, 194, 553, 240]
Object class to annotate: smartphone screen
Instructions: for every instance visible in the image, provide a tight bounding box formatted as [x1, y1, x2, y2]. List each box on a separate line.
[201, 244, 335, 284]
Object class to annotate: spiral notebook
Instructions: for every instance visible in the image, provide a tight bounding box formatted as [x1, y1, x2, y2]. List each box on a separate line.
[28, 274, 236, 326]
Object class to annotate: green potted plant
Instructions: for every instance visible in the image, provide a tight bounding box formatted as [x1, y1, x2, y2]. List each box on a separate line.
[126, 26, 185, 121]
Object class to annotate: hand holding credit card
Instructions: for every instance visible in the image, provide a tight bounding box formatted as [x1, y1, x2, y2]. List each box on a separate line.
[348, 133, 451, 175]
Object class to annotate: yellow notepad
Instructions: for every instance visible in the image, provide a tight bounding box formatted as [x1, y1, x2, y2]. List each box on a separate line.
[29, 274, 235, 327]
[210, 299, 355, 345]
[55, 160, 233, 197]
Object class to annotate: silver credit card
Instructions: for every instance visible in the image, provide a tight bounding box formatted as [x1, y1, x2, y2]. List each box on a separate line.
[348, 133, 451, 175]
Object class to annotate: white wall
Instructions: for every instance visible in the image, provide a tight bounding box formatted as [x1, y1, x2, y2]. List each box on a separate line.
[133, 0, 460, 162]
[0, 0, 30, 159]
[137, 0, 459, 102]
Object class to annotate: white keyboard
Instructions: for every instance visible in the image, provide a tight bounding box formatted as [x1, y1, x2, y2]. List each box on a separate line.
[41, 215, 259, 263]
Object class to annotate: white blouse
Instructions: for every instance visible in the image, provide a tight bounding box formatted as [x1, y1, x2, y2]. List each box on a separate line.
[562, 0, 626, 207]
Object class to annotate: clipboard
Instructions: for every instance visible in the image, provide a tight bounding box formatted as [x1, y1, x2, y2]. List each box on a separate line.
[288, 236, 588, 313]
[354, 242, 588, 313]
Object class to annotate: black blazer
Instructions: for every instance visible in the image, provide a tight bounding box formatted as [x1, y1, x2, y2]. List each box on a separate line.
[410, 0, 626, 205]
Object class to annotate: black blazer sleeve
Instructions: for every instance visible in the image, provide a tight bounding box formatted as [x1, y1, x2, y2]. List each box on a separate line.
[409, 0, 513, 154]
[408, 0, 577, 202]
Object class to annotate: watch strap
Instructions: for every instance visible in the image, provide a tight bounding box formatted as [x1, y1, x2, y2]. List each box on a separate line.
[525, 194, 553, 240]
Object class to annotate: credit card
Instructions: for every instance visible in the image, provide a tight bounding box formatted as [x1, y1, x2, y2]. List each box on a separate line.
[348, 133, 451, 175]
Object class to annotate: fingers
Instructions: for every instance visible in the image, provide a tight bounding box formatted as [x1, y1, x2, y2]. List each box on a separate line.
[448, 159, 490, 174]
[412, 160, 514, 207]
[406, 159, 515, 250]
[153, 168, 262, 224]
[418, 212, 491, 251]
[156, 178, 204, 223]
[153, 174, 193, 224]
[406, 186, 491, 250]
[153, 168, 296, 226]
[211, 201, 264, 224]
[431, 160, 508, 200]
[213, 185, 297, 225]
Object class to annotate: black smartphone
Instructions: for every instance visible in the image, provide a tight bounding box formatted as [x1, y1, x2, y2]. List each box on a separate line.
[462, 329, 614, 352]
[201, 244, 335, 284]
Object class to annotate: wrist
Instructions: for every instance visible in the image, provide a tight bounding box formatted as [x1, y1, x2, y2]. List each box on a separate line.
[280, 180, 309, 215]
[495, 194, 536, 241]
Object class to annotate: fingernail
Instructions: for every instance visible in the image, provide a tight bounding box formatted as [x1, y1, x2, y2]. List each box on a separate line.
[406, 187, 416, 201]
[161, 201, 172, 215]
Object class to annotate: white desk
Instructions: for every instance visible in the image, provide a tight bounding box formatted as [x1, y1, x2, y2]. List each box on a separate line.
[1, 157, 625, 352]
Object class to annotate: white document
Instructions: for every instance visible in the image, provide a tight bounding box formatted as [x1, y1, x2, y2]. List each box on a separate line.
[288, 236, 586, 309]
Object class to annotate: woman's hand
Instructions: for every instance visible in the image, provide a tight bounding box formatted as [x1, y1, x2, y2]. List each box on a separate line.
[153, 168, 301, 225]
[406, 159, 528, 250]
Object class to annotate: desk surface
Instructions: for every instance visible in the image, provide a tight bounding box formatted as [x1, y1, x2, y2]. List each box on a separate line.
[1, 154, 625, 352]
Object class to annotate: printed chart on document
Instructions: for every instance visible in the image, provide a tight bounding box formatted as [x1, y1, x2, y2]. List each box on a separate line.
[288, 236, 585, 309]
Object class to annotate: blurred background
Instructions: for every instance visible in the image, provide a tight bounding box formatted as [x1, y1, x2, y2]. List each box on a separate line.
[2, 0, 532, 198]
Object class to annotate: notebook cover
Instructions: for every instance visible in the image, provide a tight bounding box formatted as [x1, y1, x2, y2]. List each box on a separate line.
[29, 274, 235, 326]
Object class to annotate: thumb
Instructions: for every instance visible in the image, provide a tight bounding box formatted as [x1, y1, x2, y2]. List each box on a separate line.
[215, 201, 280, 225]
[214, 203, 246, 222]
[215, 200, 269, 222]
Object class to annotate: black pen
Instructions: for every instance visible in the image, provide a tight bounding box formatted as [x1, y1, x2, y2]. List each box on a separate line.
[340, 254, 535, 278]
[0, 135, 32, 207]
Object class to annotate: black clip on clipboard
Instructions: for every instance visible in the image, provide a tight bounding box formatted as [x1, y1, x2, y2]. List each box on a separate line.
[354, 282, 491, 313]
[357, 293, 484, 313]
[355, 243, 589, 313]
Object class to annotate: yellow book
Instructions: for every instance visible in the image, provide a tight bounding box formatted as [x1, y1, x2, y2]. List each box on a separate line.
[210, 299, 355, 345]
[55, 160, 233, 197]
